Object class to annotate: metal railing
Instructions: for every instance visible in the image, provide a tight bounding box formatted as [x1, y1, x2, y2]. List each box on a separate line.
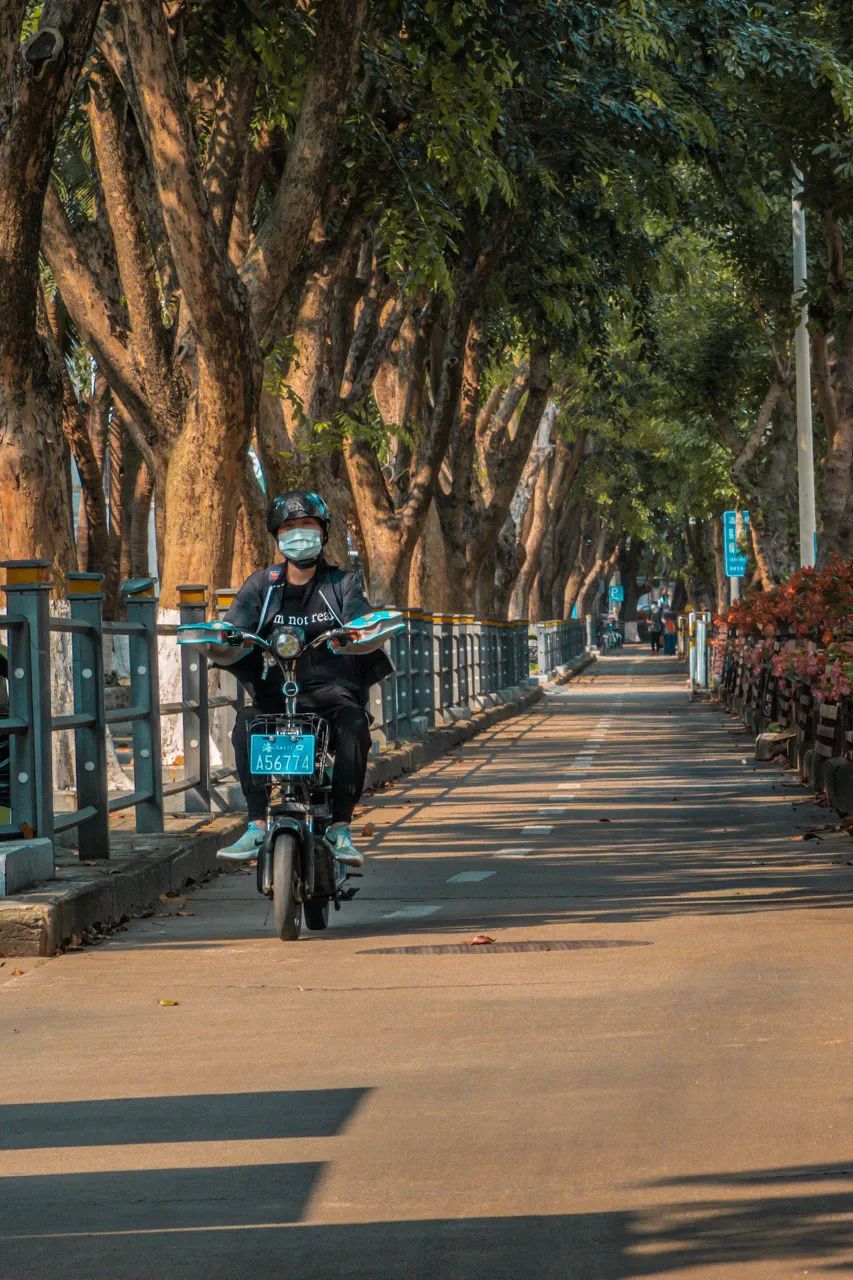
[1, 561, 591, 862]
[714, 626, 853, 780]
[534, 620, 586, 676]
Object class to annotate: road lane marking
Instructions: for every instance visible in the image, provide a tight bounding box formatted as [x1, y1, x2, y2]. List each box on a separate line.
[446, 871, 496, 884]
[382, 905, 441, 919]
[493, 847, 533, 858]
[521, 824, 553, 836]
[538, 807, 566, 816]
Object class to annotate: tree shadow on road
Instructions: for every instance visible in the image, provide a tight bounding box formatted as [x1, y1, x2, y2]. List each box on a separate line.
[2, 1164, 851, 1278]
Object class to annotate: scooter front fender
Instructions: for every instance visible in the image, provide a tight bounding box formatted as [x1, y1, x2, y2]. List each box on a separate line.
[257, 816, 314, 897]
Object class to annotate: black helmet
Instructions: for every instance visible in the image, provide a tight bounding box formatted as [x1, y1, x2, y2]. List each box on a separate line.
[266, 491, 331, 538]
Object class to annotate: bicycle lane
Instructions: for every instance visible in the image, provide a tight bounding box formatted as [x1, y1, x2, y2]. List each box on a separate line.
[1, 653, 852, 1278]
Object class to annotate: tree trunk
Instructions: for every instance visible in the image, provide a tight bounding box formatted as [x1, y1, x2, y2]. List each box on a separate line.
[815, 213, 853, 561]
[562, 509, 593, 616]
[617, 539, 644, 624]
[130, 461, 154, 580]
[465, 343, 552, 604]
[344, 213, 510, 605]
[822, 340, 853, 561]
[712, 518, 727, 615]
[60, 373, 109, 577]
[748, 517, 775, 592]
[0, 345, 77, 584]
[509, 461, 549, 620]
[230, 456, 270, 586]
[0, 0, 103, 579]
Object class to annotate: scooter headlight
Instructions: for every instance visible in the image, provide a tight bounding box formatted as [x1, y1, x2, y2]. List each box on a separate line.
[272, 627, 303, 659]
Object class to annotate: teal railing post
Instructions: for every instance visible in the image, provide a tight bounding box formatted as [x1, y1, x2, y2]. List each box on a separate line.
[67, 572, 110, 858]
[122, 578, 163, 833]
[177, 584, 211, 813]
[1, 561, 53, 840]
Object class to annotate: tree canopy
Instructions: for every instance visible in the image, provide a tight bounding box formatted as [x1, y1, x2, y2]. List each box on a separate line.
[1, 0, 851, 617]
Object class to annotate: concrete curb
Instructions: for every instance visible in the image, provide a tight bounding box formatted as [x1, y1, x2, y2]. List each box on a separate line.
[0, 818, 245, 958]
[550, 652, 597, 685]
[0, 685, 550, 957]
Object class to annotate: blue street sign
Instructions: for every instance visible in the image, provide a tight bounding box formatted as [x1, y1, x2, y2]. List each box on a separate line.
[723, 509, 750, 578]
[608, 585, 625, 602]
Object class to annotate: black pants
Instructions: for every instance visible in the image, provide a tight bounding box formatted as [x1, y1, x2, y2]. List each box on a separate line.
[233, 688, 372, 824]
[650, 631, 662, 652]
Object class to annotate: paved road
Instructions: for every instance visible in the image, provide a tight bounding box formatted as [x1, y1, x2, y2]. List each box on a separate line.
[2, 654, 852, 1279]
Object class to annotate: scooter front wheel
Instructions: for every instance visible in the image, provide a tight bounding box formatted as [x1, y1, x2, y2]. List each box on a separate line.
[273, 832, 301, 941]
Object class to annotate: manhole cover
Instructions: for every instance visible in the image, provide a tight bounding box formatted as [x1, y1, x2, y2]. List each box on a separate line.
[360, 939, 651, 956]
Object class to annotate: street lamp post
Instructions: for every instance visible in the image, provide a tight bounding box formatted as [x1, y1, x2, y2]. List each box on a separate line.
[792, 169, 817, 568]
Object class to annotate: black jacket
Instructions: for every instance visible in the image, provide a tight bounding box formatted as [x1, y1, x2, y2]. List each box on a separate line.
[219, 561, 393, 706]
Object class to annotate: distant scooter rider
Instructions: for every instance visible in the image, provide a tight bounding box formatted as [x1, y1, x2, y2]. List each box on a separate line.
[210, 491, 392, 867]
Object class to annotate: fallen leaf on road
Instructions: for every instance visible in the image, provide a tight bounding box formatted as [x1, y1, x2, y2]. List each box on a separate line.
[598, 817, 611, 822]
[176, 910, 194, 917]
[158, 999, 179, 1007]
[159, 893, 186, 906]
[670, 796, 680, 801]
[467, 935, 495, 946]
[797, 832, 820, 841]
[361, 823, 376, 837]
[11, 968, 24, 977]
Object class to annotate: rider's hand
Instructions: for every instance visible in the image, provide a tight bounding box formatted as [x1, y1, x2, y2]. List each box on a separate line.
[329, 629, 360, 652]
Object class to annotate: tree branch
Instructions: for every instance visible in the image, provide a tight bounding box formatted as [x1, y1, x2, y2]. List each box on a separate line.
[341, 293, 409, 413]
[0, 0, 103, 352]
[241, 0, 368, 346]
[41, 184, 156, 459]
[204, 54, 259, 244]
[401, 208, 511, 529]
[122, 0, 241, 345]
[731, 375, 786, 481]
[468, 341, 552, 569]
[87, 57, 182, 430]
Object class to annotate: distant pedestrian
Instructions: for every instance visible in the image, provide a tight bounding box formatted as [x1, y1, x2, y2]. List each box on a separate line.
[649, 604, 664, 653]
[663, 611, 677, 655]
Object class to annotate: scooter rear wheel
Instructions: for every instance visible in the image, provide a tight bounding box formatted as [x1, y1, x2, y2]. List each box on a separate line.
[273, 832, 301, 941]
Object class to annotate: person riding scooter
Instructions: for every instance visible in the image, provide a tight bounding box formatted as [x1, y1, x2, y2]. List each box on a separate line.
[209, 491, 392, 868]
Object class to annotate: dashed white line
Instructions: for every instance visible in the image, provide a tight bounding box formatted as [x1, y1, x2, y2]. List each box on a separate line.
[492, 847, 533, 858]
[538, 807, 566, 816]
[521, 824, 553, 837]
[446, 871, 496, 884]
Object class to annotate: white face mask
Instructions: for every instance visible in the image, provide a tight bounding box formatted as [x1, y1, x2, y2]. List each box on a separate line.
[278, 528, 323, 565]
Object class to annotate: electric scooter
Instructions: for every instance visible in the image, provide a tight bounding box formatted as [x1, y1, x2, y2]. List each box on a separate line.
[178, 611, 403, 940]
